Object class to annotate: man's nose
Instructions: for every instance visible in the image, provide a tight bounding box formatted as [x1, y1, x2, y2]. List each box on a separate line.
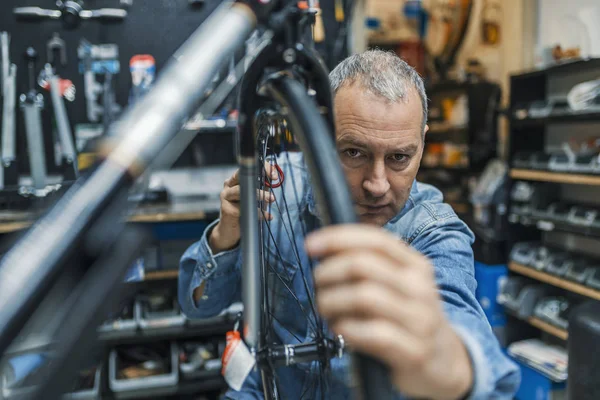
[362, 160, 390, 198]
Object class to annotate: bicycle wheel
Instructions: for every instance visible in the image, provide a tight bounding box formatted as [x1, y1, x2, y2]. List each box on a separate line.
[237, 69, 393, 399]
[255, 75, 351, 400]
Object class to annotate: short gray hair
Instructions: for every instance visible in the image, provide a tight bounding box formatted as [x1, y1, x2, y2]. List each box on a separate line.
[329, 50, 428, 133]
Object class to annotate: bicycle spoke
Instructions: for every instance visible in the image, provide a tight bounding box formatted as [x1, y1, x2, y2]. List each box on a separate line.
[266, 311, 302, 343]
[299, 367, 319, 400]
[254, 112, 338, 400]
[263, 167, 321, 335]
[261, 211, 319, 333]
[272, 153, 323, 335]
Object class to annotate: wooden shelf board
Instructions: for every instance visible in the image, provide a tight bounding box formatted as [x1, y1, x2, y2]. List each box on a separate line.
[527, 316, 568, 340]
[0, 221, 32, 234]
[448, 202, 469, 214]
[510, 169, 600, 185]
[509, 262, 600, 301]
[127, 211, 207, 223]
[0, 205, 212, 234]
[144, 270, 179, 280]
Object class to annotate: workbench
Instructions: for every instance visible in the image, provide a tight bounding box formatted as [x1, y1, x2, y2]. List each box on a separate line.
[0, 197, 221, 234]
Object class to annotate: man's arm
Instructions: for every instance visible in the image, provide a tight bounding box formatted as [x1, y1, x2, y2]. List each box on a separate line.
[411, 218, 521, 399]
[178, 219, 242, 319]
[306, 222, 520, 400]
[179, 163, 277, 319]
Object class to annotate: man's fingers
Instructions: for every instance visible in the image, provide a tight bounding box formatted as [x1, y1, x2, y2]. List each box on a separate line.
[222, 186, 274, 204]
[221, 201, 240, 219]
[305, 224, 422, 266]
[259, 189, 275, 203]
[259, 208, 274, 221]
[264, 162, 278, 180]
[221, 186, 239, 203]
[313, 251, 435, 299]
[317, 281, 434, 336]
[332, 318, 429, 373]
[225, 162, 279, 189]
[224, 169, 240, 188]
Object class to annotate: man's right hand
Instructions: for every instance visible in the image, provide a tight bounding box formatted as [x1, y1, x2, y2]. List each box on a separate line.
[209, 163, 278, 254]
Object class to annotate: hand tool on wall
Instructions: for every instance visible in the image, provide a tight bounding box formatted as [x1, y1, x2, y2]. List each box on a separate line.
[102, 70, 120, 135]
[43, 64, 78, 179]
[1, 33, 18, 188]
[78, 39, 120, 123]
[128, 55, 155, 104]
[47, 32, 67, 67]
[19, 47, 48, 191]
[14, 1, 127, 30]
[1, 32, 10, 95]
[78, 40, 102, 122]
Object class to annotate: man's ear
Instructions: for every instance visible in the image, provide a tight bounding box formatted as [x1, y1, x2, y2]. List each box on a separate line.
[423, 124, 429, 140]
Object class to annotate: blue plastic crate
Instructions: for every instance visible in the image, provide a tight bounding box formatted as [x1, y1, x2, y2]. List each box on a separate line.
[474, 261, 507, 327]
[514, 359, 566, 400]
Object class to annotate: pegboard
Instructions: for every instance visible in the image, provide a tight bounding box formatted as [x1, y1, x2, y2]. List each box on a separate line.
[0, 0, 346, 174]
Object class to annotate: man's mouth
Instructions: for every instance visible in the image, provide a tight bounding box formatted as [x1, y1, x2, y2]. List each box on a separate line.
[360, 204, 389, 213]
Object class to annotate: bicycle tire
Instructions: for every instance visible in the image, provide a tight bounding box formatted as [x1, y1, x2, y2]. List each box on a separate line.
[239, 74, 394, 400]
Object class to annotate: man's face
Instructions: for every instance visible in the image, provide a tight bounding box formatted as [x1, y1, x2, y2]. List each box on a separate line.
[334, 84, 427, 226]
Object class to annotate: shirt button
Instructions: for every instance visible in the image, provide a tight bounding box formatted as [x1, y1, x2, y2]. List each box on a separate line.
[206, 262, 213, 269]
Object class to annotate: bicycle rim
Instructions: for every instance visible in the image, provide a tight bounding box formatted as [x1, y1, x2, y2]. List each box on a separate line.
[248, 76, 356, 400]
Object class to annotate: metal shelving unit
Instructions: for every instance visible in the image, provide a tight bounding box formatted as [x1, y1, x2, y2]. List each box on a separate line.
[506, 60, 600, 353]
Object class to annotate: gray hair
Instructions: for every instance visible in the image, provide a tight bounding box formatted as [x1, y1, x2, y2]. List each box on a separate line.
[329, 50, 428, 133]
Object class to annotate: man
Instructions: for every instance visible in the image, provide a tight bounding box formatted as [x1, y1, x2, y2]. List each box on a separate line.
[179, 50, 520, 399]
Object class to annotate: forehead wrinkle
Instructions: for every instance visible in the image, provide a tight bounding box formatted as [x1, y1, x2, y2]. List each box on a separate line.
[337, 132, 419, 153]
[336, 106, 423, 132]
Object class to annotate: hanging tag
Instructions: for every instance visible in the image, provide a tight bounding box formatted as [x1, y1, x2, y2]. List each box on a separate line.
[222, 330, 256, 391]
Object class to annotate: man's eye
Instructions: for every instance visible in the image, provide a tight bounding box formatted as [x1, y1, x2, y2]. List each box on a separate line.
[390, 154, 408, 163]
[344, 149, 362, 158]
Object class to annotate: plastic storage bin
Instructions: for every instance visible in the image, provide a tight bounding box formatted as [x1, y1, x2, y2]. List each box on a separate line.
[109, 342, 179, 398]
[62, 366, 101, 400]
[1, 353, 47, 399]
[1, 354, 100, 400]
[135, 293, 185, 330]
[98, 299, 138, 334]
[179, 340, 224, 380]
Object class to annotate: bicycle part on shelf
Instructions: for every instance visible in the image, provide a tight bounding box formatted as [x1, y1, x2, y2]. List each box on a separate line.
[565, 261, 595, 284]
[19, 47, 48, 192]
[1, 32, 18, 188]
[510, 242, 539, 266]
[534, 297, 571, 330]
[47, 32, 67, 67]
[14, 1, 127, 30]
[44, 63, 78, 179]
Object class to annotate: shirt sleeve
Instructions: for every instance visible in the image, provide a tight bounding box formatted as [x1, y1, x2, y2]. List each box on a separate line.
[178, 219, 242, 319]
[411, 216, 521, 400]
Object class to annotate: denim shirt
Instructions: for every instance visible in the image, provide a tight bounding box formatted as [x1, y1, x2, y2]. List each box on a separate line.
[178, 152, 520, 400]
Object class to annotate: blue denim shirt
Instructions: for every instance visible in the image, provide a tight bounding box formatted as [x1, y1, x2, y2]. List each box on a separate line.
[179, 152, 520, 399]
